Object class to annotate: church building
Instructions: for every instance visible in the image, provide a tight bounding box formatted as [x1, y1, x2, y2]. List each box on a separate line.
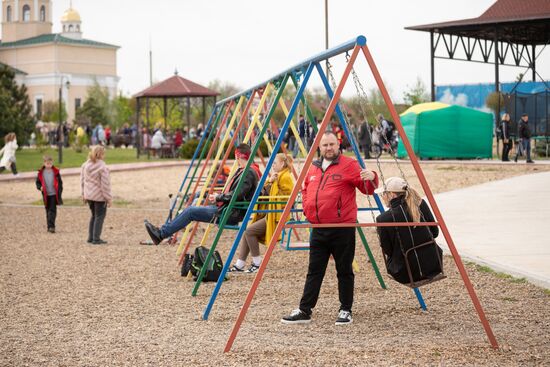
[0, 1, 119, 123]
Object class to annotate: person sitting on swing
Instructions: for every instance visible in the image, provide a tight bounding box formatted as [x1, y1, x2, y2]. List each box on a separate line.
[375, 177, 443, 285]
[144, 143, 261, 245]
[229, 153, 294, 274]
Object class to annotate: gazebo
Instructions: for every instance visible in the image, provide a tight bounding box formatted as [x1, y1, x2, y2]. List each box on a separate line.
[133, 72, 219, 157]
[406, 0, 550, 102]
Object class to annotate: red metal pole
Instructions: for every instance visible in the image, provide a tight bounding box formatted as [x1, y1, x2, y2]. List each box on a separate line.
[361, 44, 498, 349]
[224, 45, 362, 353]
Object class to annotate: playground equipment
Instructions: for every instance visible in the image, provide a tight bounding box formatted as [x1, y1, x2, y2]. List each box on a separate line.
[165, 35, 497, 353]
[209, 35, 498, 352]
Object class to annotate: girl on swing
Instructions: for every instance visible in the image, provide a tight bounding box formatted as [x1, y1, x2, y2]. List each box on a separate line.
[229, 153, 294, 273]
[375, 177, 443, 285]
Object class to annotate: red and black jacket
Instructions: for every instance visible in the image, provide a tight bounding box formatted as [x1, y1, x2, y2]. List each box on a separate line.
[36, 166, 63, 206]
[301, 155, 377, 224]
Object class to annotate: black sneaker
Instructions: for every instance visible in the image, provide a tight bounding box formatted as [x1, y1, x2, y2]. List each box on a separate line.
[144, 220, 162, 245]
[228, 264, 245, 273]
[92, 239, 108, 245]
[335, 310, 352, 325]
[47, 227, 55, 233]
[527, 160, 535, 164]
[245, 263, 260, 273]
[281, 309, 311, 324]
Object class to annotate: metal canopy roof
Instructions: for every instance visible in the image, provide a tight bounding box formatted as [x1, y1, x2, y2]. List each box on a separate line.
[407, 0, 550, 45]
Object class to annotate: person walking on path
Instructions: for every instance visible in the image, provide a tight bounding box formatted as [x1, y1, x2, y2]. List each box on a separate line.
[229, 153, 294, 274]
[81, 146, 112, 245]
[144, 143, 260, 245]
[375, 177, 443, 284]
[515, 113, 534, 163]
[358, 120, 373, 159]
[36, 156, 63, 233]
[281, 131, 378, 326]
[0, 132, 19, 176]
[500, 113, 512, 162]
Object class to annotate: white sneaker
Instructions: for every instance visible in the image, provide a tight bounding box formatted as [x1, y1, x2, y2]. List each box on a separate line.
[335, 310, 352, 325]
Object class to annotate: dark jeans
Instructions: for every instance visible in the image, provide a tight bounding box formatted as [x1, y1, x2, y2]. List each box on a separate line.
[299, 227, 356, 315]
[88, 201, 107, 242]
[0, 162, 18, 175]
[502, 140, 512, 161]
[45, 195, 57, 229]
[362, 143, 371, 159]
[515, 138, 532, 162]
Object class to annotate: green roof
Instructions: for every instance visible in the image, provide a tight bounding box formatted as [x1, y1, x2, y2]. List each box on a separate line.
[0, 33, 119, 49]
[0, 61, 27, 75]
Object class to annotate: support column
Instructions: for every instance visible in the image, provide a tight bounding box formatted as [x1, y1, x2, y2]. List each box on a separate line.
[163, 96, 168, 130]
[146, 97, 150, 159]
[494, 28, 501, 143]
[430, 31, 435, 102]
[532, 45, 536, 82]
[187, 96, 191, 138]
[136, 98, 141, 158]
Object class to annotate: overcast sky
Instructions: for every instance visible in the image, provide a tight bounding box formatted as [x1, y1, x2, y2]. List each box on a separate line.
[43, 0, 550, 102]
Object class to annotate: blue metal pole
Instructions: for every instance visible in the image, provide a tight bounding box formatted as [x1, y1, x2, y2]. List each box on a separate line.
[216, 36, 367, 106]
[165, 105, 220, 224]
[414, 288, 427, 310]
[202, 63, 316, 320]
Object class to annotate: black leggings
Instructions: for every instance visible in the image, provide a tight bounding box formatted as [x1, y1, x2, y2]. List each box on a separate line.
[0, 162, 18, 175]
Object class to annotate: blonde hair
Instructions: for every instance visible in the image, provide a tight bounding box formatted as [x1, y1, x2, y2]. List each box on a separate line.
[276, 153, 293, 169]
[88, 145, 105, 163]
[43, 155, 53, 163]
[502, 113, 510, 121]
[4, 132, 16, 143]
[402, 186, 422, 223]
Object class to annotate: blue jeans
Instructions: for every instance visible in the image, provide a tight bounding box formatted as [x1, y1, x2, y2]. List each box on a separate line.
[160, 205, 218, 238]
[523, 138, 532, 161]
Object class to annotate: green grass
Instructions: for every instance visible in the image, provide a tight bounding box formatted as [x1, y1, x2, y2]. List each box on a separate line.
[474, 264, 527, 284]
[544, 289, 550, 296]
[5, 147, 178, 173]
[31, 198, 134, 208]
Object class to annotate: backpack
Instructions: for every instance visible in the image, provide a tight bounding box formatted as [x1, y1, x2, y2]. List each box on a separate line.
[181, 246, 225, 282]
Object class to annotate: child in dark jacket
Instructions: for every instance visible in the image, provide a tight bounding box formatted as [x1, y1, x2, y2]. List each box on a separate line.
[36, 155, 63, 233]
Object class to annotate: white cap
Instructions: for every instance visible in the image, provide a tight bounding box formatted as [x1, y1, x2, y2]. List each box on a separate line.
[374, 176, 408, 194]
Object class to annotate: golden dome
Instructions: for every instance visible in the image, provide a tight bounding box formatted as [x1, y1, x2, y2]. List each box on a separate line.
[61, 8, 81, 22]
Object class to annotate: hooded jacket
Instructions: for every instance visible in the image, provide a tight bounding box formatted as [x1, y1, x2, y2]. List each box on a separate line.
[215, 163, 260, 224]
[301, 154, 378, 224]
[36, 166, 63, 205]
[376, 196, 442, 284]
[80, 159, 112, 202]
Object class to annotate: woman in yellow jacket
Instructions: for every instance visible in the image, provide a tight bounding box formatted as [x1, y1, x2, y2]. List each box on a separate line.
[229, 153, 294, 273]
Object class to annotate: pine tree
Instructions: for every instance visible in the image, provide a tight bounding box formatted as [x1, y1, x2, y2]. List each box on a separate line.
[0, 64, 35, 146]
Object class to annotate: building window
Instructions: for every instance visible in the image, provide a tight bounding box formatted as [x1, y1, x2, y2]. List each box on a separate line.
[75, 98, 81, 113]
[40, 5, 46, 22]
[6, 5, 11, 22]
[76, 25, 80, 32]
[68, 24, 73, 32]
[22, 5, 30, 21]
[36, 99, 43, 119]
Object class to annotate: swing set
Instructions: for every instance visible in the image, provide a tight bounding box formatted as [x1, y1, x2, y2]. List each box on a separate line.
[166, 35, 498, 353]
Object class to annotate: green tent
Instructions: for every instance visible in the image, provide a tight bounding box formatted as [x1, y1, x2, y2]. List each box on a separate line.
[396, 102, 493, 159]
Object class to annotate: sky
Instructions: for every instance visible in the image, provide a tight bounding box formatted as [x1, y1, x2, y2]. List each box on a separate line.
[41, 0, 550, 102]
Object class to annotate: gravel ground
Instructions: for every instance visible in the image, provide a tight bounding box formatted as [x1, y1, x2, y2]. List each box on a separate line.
[1, 162, 549, 366]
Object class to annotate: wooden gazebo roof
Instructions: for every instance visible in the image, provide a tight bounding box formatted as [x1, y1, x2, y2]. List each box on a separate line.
[134, 74, 219, 98]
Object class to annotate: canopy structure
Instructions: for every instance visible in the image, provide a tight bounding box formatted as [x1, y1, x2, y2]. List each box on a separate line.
[406, 0, 550, 108]
[397, 102, 493, 159]
[133, 72, 219, 157]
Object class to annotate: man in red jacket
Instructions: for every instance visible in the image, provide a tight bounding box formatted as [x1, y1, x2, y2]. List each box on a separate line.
[282, 131, 378, 325]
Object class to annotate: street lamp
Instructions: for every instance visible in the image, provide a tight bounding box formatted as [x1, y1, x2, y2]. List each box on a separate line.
[58, 76, 70, 164]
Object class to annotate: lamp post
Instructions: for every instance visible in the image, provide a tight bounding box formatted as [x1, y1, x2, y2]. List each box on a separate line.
[58, 77, 70, 164]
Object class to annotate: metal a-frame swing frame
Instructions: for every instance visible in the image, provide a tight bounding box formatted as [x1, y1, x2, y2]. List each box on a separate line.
[223, 35, 498, 352]
[196, 63, 391, 321]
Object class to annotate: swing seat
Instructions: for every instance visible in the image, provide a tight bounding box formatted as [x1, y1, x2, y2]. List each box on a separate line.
[402, 240, 446, 289]
[280, 220, 311, 251]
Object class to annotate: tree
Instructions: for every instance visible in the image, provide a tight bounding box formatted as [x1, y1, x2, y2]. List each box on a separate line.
[403, 77, 429, 106]
[485, 91, 506, 118]
[76, 83, 115, 127]
[41, 100, 67, 123]
[207, 79, 240, 101]
[0, 65, 35, 145]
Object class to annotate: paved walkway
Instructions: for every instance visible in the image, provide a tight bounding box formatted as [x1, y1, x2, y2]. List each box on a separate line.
[360, 170, 550, 289]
